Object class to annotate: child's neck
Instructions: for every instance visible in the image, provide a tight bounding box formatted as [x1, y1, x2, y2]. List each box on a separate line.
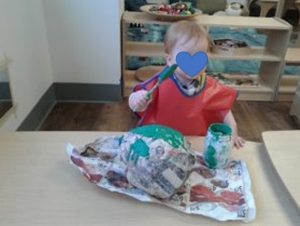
[174, 73, 193, 86]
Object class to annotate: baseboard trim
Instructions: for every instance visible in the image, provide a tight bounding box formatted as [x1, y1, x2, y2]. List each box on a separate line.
[54, 83, 122, 102]
[0, 82, 12, 100]
[17, 83, 122, 131]
[17, 85, 56, 131]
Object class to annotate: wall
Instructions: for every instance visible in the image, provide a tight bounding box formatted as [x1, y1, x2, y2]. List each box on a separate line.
[0, 0, 53, 131]
[43, 0, 123, 84]
[0, 49, 8, 82]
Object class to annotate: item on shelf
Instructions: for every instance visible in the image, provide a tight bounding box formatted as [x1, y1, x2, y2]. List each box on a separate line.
[209, 27, 267, 47]
[127, 23, 168, 43]
[127, 23, 148, 42]
[214, 1, 249, 16]
[127, 56, 165, 70]
[127, 56, 151, 70]
[140, 3, 202, 20]
[212, 38, 249, 55]
[209, 73, 259, 87]
[284, 65, 300, 75]
[207, 60, 261, 75]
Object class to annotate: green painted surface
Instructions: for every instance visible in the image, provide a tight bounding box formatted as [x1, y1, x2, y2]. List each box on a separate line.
[204, 123, 232, 169]
[130, 125, 185, 149]
[204, 145, 217, 168]
[209, 123, 232, 137]
[128, 139, 150, 164]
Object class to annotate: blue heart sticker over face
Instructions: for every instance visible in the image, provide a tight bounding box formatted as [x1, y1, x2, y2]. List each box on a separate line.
[176, 51, 208, 77]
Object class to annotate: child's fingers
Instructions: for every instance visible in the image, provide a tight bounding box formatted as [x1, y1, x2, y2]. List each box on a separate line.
[140, 91, 152, 102]
[234, 137, 245, 149]
[135, 96, 150, 111]
[235, 141, 242, 149]
[128, 90, 151, 112]
[240, 137, 246, 145]
[130, 90, 152, 111]
[138, 92, 152, 105]
[137, 95, 148, 105]
[136, 101, 146, 109]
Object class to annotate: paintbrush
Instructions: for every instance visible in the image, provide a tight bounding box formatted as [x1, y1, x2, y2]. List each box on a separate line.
[146, 64, 178, 99]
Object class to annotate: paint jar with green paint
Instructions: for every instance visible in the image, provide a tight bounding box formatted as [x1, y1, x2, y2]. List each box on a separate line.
[203, 123, 232, 169]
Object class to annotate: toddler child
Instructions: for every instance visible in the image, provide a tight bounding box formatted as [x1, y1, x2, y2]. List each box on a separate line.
[128, 20, 245, 148]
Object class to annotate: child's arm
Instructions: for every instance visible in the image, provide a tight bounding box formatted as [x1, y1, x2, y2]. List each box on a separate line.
[128, 90, 151, 112]
[223, 110, 245, 149]
[128, 72, 162, 113]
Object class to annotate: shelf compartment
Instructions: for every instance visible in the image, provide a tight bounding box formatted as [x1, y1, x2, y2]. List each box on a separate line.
[125, 42, 281, 61]
[285, 48, 300, 65]
[123, 71, 273, 101]
[278, 75, 300, 101]
[123, 70, 139, 97]
[123, 12, 291, 30]
[125, 42, 164, 57]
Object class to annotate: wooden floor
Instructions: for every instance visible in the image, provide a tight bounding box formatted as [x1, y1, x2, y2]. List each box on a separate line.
[40, 99, 299, 142]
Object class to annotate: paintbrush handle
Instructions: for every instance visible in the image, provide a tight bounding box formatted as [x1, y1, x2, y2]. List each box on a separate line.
[146, 82, 159, 100]
[146, 64, 177, 100]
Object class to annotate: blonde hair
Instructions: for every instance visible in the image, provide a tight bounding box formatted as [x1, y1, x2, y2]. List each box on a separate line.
[164, 21, 210, 54]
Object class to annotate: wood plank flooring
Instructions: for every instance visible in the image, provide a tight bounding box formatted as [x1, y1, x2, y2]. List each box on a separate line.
[40, 99, 299, 142]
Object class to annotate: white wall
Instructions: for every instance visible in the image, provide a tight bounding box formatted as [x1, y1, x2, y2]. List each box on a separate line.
[0, 49, 8, 81]
[43, 0, 123, 84]
[0, 0, 53, 131]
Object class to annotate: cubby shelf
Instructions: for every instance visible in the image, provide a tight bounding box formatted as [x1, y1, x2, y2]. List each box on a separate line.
[124, 69, 273, 101]
[278, 48, 300, 101]
[125, 41, 281, 61]
[123, 12, 290, 30]
[122, 11, 292, 101]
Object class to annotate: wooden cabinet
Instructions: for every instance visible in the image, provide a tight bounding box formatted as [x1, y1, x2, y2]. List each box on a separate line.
[122, 12, 292, 101]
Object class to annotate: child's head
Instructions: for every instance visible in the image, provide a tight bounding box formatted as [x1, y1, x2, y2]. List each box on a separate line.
[164, 21, 210, 81]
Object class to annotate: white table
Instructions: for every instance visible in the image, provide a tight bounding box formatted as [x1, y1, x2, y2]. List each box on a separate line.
[263, 130, 300, 207]
[0, 132, 299, 225]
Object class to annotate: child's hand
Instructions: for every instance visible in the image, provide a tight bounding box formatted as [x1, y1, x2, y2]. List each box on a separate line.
[233, 136, 245, 149]
[128, 90, 151, 112]
[223, 111, 245, 150]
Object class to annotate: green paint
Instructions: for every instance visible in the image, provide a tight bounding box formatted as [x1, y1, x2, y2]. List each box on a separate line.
[128, 139, 150, 164]
[117, 135, 124, 145]
[204, 145, 217, 168]
[203, 123, 232, 169]
[130, 125, 185, 149]
[209, 123, 232, 137]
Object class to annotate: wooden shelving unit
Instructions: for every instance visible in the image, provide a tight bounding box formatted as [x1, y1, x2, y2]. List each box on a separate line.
[278, 48, 300, 101]
[122, 11, 292, 100]
[126, 41, 281, 61]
